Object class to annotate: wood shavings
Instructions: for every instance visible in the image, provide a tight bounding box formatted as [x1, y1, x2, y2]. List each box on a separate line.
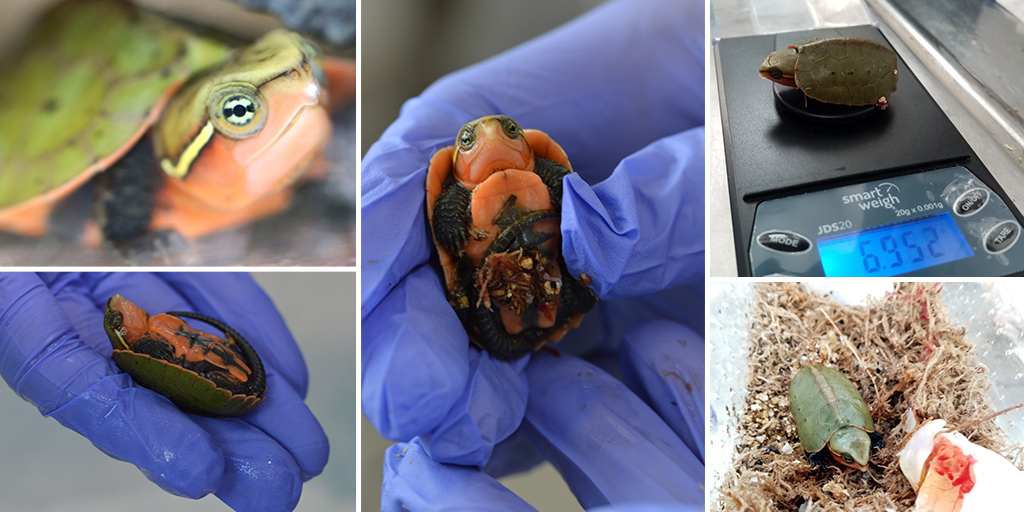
[713, 283, 1009, 512]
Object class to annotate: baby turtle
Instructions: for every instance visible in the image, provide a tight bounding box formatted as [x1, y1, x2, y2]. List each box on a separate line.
[103, 294, 265, 416]
[789, 364, 884, 471]
[0, 0, 347, 247]
[425, 115, 596, 359]
[759, 37, 898, 109]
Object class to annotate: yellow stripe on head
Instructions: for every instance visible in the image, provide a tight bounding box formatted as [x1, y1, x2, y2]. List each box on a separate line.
[113, 330, 130, 351]
[160, 121, 215, 179]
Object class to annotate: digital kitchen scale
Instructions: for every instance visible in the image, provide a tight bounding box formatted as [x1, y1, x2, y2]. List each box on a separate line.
[715, 25, 1024, 276]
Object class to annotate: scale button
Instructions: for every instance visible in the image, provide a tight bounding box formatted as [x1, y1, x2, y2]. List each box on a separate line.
[984, 221, 1020, 254]
[953, 188, 989, 217]
[756, 230, 811, 254]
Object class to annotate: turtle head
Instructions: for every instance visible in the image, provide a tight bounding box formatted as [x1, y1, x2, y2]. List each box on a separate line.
[104, 294, 150, 352]
[153, 29, 331, 210]
[759, 47, 798, 88]
[827, 425, 871, 471]
[452, 115, 535, 186]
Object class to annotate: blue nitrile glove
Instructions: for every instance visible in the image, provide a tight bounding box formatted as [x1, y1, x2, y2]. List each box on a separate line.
[0, 273, 328, 512]
[360, 0, 704, 483]
[381, 320, 705, 510]
[361, 0, 704, 477]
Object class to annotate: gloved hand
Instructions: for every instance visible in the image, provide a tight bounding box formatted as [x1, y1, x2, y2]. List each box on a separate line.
[380, 319, 705, 511]
[361, 0, 705, 506]
[0, 272, 328, 512]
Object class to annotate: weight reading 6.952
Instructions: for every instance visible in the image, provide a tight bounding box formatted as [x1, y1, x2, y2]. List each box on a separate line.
[817, 212, 974, 277]
[855, 227, 941, 273]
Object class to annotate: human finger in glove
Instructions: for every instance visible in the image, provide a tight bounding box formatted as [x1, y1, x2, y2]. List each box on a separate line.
[0, 272, 328, 512]
[382, 320, 705, 510]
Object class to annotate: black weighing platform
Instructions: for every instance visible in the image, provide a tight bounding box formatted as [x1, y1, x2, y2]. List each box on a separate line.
[715, 25, 1024, 276]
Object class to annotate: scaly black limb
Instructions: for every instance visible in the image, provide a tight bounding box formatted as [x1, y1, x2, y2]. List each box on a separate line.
[467, 285, 548, 360]
[533, 157, 572, 210]
[166, 311, 266, 398]
[432, 181, 472, 258]
[483, 209, 560, 258]
[807, 449, 832, 469]
[555, 258, 597, 321]
[468, 291, 529, 359]
[97, 136, 161, 243]
[491, 195, 523, 232]
[869, 430, 885, 453]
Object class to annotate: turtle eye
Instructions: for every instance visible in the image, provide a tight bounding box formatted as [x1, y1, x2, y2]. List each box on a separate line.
[501, 118, 520, 138]
[843, 455, 853, 464]
[105, 310, 123, 332]
[208, 83, 267, 139]
[458, 127, 475, 150]
[222, 96, 256, 126]
[769, 68, 783, 79]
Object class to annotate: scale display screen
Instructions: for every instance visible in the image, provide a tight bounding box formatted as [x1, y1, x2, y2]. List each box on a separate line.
[817, 212, 974, 277]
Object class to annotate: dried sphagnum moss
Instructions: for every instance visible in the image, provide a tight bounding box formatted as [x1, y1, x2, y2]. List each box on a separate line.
[714, 282, 1008, 512]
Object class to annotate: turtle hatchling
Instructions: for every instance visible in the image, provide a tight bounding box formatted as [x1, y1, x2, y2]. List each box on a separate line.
[0, 0, 352, 247]
[759, 37, 898, 109]
[104, 293, 266, 416]
[789, 364, 884, 471]
[425, 115, 596, 359]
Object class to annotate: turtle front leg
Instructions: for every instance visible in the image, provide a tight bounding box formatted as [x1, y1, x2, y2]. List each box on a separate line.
[807, 449, 832, 469]
[869, 430, 885, 453]
[96, 137, 161, 243]
[533, 158, 572, 210]
[432, 182, 472, 258]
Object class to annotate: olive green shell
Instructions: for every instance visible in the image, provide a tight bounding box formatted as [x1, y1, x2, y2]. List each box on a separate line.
[789, 365, 874, 454]
[0, 0, 230, 209]
[793, 38, 898, 107]
[111, 349, 263, 416]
